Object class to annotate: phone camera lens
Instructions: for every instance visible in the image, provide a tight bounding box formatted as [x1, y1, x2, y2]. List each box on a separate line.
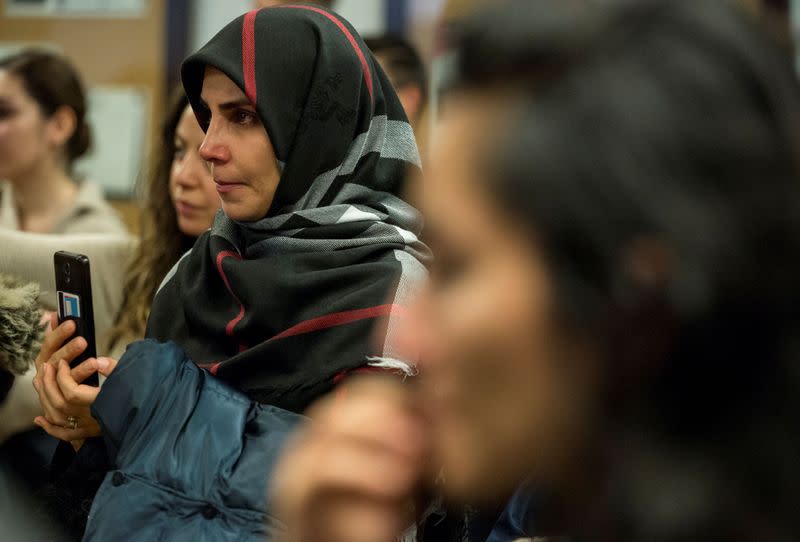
[64, 263, 71, 276]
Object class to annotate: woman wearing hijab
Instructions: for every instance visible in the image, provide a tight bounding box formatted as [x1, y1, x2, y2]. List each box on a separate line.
[32, 5, 427, 540]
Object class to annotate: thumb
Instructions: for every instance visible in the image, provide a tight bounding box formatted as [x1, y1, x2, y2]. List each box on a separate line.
[95, 357, 118, 377]
[69, 358, 101, 384]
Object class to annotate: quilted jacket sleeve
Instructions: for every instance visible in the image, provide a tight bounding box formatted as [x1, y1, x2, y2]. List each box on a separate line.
[90, 339, 199, 466]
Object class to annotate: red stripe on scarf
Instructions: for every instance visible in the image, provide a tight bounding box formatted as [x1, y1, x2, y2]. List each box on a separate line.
[207, 304, 404, 376]
[242, 9, 259, 104]
[268, 304, 405, 343]
[198, 361, 223, 376]
[277, 5, 374, 102]
[215, 251, 246, 338]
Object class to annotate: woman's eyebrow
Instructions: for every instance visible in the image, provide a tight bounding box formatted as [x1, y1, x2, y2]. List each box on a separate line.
[218, 99, 254, 111]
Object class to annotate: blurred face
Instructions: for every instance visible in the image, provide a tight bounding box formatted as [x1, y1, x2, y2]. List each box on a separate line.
[374, 53, 423, 124]
[414, 93, 597, 503]
[0, 70, 52, 181]
[198, 66, 281, 222]
[170, 106, 220, 236]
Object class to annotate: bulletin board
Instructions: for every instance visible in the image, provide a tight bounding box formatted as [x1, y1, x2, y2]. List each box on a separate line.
[0, 0, 166, 214]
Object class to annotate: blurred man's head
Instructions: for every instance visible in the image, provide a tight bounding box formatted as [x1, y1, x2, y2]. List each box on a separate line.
[365, 35, 427, 125]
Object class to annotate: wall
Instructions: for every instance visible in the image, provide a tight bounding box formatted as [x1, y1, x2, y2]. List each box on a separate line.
[188, 0, 387, 53]
[0, 0, 168, 230]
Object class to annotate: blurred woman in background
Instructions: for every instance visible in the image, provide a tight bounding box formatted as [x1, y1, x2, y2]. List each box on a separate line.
[364, 35, 427, 128]
[106, 89, 220, 358]
[272, 1, 800, 540]
[0, 50, 125, 235]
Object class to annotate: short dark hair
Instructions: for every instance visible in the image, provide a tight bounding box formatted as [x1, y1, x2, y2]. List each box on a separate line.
[456, 0, 800, 537]
[365, 35, 427, 99]
[0, 50, 91, 166]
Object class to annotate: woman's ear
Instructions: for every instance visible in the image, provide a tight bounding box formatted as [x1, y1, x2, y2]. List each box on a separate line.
[46, 105, 78, 150]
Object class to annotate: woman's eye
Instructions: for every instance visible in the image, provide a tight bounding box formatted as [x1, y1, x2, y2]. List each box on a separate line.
[234, 110, 256, 125]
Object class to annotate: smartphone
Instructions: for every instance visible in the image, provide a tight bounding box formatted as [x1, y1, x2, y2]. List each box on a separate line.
[54, 251, 98, 386]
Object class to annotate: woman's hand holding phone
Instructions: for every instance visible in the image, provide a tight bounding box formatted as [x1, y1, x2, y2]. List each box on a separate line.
[32, 313, 117, 448]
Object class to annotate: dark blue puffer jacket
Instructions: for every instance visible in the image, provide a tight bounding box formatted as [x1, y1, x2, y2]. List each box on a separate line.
[82, 340, 302, 541]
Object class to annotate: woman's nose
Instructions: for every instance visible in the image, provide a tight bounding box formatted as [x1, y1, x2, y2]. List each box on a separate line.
[199, 121, 231, 165]
[173, 156, 201, 188]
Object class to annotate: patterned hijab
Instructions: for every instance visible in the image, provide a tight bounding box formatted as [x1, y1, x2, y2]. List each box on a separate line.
[147, 4, 428, 413]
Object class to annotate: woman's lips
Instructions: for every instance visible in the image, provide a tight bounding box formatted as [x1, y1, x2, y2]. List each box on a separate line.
[215, 180, 244, 194]
[175, 201, 199, 216]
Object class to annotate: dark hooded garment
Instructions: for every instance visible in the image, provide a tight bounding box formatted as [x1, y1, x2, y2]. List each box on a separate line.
[148, 3, 429, 414]
[46, 6, 429, 540]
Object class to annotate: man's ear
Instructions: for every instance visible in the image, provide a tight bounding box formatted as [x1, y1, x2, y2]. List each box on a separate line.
[46, 105, 77, 150]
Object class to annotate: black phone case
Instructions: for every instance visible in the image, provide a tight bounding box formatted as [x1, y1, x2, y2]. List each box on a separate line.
[54, 251, 98, 387]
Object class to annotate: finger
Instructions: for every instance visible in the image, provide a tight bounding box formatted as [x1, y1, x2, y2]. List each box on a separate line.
[33, 373, 67, 427]
[277, 433, 417, 510]
[305, 377, 411, 423]
[95, 357, 118, 377]
[338, 376, 413, 407]
[315, 438, 420, 500]
[30, 377, 46, 417]
[59, 359, 100, 406]
[69, 358, 100, 385]
[313, 496, 410, 542]
[42, 362, 67, 413]
[50, 312, 58, 331]
[313, 390, 424, 459]
[38, 320, 76, 367]
[275, 437, 413, 542]
[46, 336, 87, 368]
[34, 416, 96, 442]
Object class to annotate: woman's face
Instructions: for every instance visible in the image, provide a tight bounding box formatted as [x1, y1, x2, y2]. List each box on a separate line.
[0, 70, 53, 182]
[198, 66, 281, 222]
[413, 93, 598, 503]
[170, 106, 220, 237]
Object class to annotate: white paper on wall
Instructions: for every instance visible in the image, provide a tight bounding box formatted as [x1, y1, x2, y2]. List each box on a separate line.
[73, 86, 148, 198]
[5, 0, 148, 18]
[0, 42, 61, 58]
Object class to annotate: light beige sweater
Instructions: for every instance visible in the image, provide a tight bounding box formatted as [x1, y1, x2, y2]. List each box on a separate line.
[0, 180, 128, 236]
